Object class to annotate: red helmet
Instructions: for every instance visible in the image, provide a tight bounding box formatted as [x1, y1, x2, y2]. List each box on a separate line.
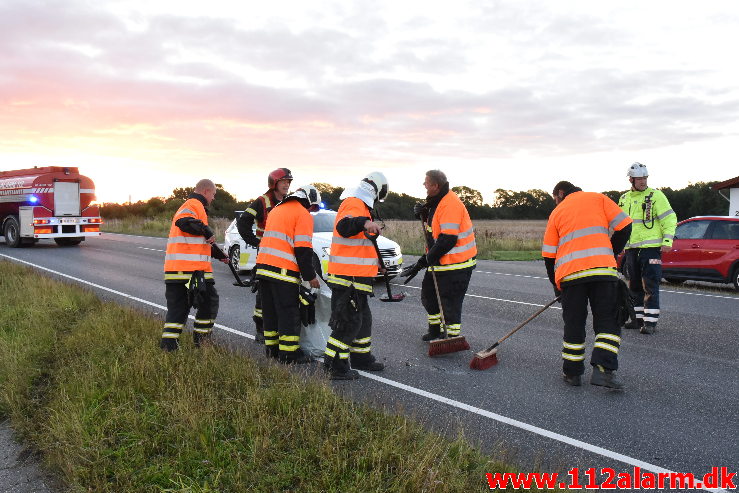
[268, 168, 293, 189]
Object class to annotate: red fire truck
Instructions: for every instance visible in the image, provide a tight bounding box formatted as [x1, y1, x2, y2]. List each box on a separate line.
[0, 166, 102, 247]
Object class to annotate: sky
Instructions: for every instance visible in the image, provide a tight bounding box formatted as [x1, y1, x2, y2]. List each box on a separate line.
[1, 0, 738, 204]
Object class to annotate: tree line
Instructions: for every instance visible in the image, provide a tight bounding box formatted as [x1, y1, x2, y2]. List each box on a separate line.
[101, 181, 728, 222]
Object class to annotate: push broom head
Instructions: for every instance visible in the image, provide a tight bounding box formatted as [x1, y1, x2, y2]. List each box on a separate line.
[428, 335, 470, 357]
[469, 347, 499, 370]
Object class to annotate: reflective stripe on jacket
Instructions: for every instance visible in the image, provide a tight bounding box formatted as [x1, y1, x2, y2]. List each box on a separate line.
[542, 191, 632, 288]
[327, 197, 379, 278]
[163, 198, 212, 273]
[618, 188, 677, 249]
[255, 199, 313, 273]
[431, 191, 477, 267]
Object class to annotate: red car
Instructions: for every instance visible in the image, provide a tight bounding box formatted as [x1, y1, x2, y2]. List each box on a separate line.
[619, 216, 739, 291]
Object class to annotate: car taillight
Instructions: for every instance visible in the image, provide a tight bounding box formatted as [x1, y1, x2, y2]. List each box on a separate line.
[83, 225, 100, 232]
[33, 219, 50, 225]
[87, 218, 103, 224]
[34, 226, 53, 234]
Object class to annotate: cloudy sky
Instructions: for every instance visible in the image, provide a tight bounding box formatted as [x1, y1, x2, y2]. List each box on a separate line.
[1, 0, 738, 204]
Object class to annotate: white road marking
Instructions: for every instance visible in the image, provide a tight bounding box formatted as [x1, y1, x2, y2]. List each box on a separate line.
[1, 252, 727, 492]
[477, 270, 549, 280]
[397, 283, 563, 310]
[137, 247, 165, 252]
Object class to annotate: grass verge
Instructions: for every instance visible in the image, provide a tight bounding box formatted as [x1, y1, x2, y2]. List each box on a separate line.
[0, 260, 553, 492]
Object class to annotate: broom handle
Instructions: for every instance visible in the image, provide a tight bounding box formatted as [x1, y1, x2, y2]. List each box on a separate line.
[483, 297, 560, 352]
[422, 219, 448, 339]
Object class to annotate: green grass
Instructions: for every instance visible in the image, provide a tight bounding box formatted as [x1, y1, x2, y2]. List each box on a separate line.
[103, 216, 231, 243]
[0, 260, 556, 492]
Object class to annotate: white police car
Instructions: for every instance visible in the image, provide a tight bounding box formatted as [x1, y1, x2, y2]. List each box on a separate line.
[223, 209, 403, 278]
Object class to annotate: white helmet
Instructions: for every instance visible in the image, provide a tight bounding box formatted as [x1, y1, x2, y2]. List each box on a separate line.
[627, 162, 648, 178]
[362, 171, 389, 202]
[289, 184, 321, 210]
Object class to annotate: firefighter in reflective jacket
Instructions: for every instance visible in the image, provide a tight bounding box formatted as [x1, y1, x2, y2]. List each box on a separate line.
[618, 163, 677, 334]
[236, 168, 293, 340]
[255, 184, 321, 364]
[160, 179, 228, 351]
[401, 170, 477, 342]
[323, 172, 388, 380]
[542, 181, 632, 389]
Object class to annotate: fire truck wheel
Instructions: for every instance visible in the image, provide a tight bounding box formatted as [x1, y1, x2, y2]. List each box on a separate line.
[3, 216, 22, 248]
[54, 237, 83, 247]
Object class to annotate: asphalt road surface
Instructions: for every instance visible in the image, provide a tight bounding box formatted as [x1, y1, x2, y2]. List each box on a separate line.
[1, 233, 737, 492]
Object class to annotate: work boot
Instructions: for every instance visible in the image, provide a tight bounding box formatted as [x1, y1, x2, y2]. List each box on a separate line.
[278, 349, 310, 365]
[326, 358, 359, 380]
[254, 319, 265, 343]
[562, 373, 582, 387]
[160, 338, 179, 352]
[640, 323, 656, 335]
[193, 332, 212, 348]
[624, 319, 640, 330]
[265, 345, 278, 359]
[590, 366, 624, 390]
[421, 329, 441, 341]
[350, 353, 385, 372]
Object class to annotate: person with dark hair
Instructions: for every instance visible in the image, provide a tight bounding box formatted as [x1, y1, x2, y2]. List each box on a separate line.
[236, 168, 293, 341]
[542, 181, 633, 389]
[160, 179, 229, 351]
[401, 170, 477, 347]
[618, 163, 677, 334]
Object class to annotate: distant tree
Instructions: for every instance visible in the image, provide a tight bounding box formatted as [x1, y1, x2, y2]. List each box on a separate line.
[312, 182, 344, 210]
[452, 186, 483, 207]
[601, 190, 625, 204]
[168, 187, 193, 201]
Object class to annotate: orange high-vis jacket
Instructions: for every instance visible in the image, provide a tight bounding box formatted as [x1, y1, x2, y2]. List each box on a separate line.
[431, 191, 477, 267]
[327, 197, 379, 278]
[255, 199, 313, 272]
[163, 198, 212, 273]
[542, 191, 632, 288]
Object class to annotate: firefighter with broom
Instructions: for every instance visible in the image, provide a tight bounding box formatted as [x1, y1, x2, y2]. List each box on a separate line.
[401, 170, 475, 356]
[236, 168, 293, 342]
[541, 181, 632, 389]
[255, 185, 321, 364]
[160, 179, 229, 351]
[323, 172, 389, 380]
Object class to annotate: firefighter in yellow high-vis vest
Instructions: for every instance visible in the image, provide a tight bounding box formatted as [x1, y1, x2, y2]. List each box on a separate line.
[618, 163, 677, 335]
[160, 179, 228, 351]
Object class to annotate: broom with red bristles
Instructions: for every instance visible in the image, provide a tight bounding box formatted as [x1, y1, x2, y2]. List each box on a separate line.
[469, 297, 560, 370]
[427, 265, 471, 356]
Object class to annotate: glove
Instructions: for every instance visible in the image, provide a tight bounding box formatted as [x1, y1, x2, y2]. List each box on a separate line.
[250, 270, 259, 293]
[187, 271, 208, 309]
[400, 255, 428, 285]
[553, 286, 562, 303]
[413, 202, 428, 221]
[299, 286, 317, 327]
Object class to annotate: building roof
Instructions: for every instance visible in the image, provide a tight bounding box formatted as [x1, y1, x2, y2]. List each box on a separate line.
[712, 175, 739, 190]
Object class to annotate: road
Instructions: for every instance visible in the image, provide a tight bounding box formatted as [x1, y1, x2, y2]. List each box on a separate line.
[1, 233, 737, 492]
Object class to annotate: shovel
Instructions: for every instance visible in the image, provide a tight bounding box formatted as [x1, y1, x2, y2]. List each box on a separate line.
[211, 244, 250, 287]
[364, 231, 405, 302]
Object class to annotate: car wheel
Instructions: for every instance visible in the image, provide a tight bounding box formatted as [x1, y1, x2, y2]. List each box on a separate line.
[664, 277, 685, 284]
[3, 216, 22, 247]
[733, 265, 739, 291]
[229, 244, 241, 272]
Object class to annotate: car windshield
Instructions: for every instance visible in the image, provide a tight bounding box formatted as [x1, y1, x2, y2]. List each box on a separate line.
[313, 212, 337, 233]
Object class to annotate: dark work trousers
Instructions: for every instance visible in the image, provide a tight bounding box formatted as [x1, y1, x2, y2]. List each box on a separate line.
[624, 247, 662, 328]
[259, 278, 301, 359]
[560, 280, 621, 376]
[161, 280, 219, 346]
[325, 285, 373, 369]
[420, 267, 473, 337]
[252, 289, 263, 331]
